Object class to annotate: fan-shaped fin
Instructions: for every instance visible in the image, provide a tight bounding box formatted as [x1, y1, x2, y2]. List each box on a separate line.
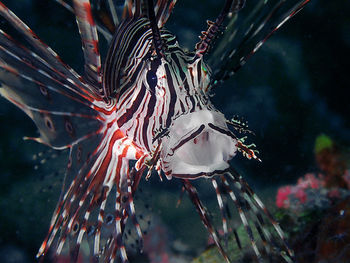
[0, 2, 99, 97]
[208, 0, 310, 85]
[0, 30, 102, 148]
[37, 125, 147, 261]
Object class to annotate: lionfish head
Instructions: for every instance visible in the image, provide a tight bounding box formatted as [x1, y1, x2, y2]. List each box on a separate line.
[102, 6, 239, 179]
[141, 22, 239, 179]
[137, 1, 240, 179]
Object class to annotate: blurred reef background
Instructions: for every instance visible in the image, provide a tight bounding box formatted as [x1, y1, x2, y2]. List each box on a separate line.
[0, 0, 350, 262]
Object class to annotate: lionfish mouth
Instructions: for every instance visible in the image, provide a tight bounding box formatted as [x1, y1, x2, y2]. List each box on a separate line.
[160, 110, 237, 178]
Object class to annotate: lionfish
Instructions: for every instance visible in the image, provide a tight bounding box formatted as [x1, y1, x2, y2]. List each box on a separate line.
[0, 0, 309, 262]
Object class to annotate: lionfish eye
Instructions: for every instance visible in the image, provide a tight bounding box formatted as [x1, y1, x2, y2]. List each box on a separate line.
[146, 70, 158, 89]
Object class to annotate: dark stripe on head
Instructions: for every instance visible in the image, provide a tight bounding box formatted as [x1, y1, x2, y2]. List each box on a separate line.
[117, 82, 146, 127]
[164, 64, 177, 128]
[142, 83, 157, 151]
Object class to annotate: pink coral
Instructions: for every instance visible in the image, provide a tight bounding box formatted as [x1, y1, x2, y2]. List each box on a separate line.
[294, 187, 307, 204]
[276, 184, 308, 208]
[297, 173, 324, 189]
[276, 172, 350, 213]
[276, 173, 324, 209]
[276, 186, 292, 208]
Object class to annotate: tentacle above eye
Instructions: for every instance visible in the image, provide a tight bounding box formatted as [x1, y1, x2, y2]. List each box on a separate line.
[147, 0, 165, 58]
[195, 0, 245, 57]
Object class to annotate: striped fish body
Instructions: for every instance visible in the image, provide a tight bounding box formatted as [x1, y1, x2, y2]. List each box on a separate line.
[105, 17, 238, 179]
[0, 1, 311, 262]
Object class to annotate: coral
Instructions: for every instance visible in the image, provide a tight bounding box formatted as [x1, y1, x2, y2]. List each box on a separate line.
[276, 135, 350, 213]
[275, 173, 333, 212]
[273, 134, 350, 262]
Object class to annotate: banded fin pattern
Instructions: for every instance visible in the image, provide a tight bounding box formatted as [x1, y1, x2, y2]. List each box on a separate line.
[207, 0, 310, 85]
[0, 1, 149, 262]
[0, 2, 98, 100]
[35, 111, 150, 262]
[183, 170, 294, 262]
[0, 22, 101, 148]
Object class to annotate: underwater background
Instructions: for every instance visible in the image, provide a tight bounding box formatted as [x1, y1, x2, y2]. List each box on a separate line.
[0, 0, 349, 262]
